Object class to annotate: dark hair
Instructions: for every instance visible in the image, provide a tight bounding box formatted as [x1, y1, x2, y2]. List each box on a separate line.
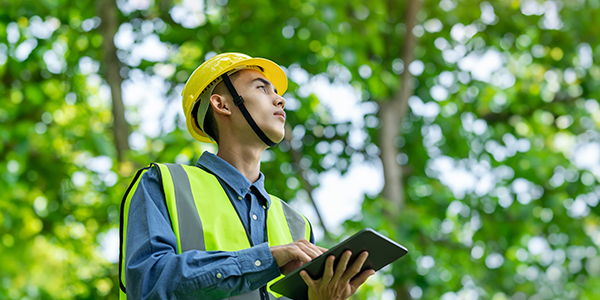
[203, 106, 219, 144]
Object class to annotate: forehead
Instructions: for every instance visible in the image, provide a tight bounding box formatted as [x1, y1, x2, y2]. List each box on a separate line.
[236, 69, 269, 83]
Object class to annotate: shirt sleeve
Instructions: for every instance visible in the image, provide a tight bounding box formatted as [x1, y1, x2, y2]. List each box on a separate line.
[124, 166, 281, 300]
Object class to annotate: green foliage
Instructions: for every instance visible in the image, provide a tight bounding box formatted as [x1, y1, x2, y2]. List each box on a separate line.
[1, 0, 600, 299]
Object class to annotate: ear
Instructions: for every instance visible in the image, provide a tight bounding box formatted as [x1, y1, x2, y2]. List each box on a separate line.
[209, 94, 232, 116]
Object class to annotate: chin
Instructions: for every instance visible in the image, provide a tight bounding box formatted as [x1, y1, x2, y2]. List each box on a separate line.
[269, 129, 286, 144]
[273, 132, 286, 144]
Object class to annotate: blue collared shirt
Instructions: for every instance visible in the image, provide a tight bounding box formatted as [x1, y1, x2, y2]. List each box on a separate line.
[124, 151, 314, 299]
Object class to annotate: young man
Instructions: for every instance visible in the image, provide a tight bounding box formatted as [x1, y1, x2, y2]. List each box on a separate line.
[119, 53, 374, 300]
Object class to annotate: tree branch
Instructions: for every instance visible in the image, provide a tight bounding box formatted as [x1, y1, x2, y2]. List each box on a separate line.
[284, 123, 333, 242]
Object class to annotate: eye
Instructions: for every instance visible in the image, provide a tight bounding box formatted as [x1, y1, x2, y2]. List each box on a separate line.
[258, 85, 267, 92]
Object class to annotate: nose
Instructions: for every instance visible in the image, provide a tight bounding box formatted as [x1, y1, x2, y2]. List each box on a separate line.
[274, 94, 286, 109]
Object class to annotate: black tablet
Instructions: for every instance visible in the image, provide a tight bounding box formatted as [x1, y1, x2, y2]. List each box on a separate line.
[270, 228, 408, 300]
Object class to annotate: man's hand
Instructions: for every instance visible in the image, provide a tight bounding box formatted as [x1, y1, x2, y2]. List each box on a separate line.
[270, 239, 328, 275]
[299, 250, 375, 300]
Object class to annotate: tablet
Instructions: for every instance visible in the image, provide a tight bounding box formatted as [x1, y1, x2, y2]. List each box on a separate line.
[270, 228, 408, 300]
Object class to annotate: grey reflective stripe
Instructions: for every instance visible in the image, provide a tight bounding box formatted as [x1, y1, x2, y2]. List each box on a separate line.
[164, 163, 206, 252]
[280, 200, 306, 242]
[228, 289, 260, 300]
[272, 294, 292, 300]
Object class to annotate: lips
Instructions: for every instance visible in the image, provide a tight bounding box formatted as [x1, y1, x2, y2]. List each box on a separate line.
[274, 110, 286, 121]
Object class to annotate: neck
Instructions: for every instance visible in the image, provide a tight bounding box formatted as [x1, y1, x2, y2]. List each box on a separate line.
[216, 140, 266, 183]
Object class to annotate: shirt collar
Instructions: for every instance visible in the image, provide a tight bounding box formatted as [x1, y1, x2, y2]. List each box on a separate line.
[196, 151, 271, 203]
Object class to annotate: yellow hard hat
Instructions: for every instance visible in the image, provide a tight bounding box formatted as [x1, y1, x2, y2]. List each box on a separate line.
[182, 52, 288, 143]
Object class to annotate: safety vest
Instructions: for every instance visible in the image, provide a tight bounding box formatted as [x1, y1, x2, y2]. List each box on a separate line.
[119, 163, 312, 300]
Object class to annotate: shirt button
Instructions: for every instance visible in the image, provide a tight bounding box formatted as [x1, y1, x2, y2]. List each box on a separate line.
[262, 205, 267, 210]
[248, 188, 252, 191]
[252, 214, 258, 220]
[216, 273, 222, 279]
[254, 260, 262, 267]
[237, 196, 242, 200]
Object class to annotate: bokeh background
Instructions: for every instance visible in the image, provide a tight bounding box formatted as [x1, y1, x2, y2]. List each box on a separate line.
[2, 0, 600, 299]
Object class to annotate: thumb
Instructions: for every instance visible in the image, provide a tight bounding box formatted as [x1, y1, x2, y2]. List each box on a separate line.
[300, 271, 315, 290]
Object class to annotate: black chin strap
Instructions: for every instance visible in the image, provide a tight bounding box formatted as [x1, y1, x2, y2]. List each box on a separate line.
[221, 73, 279, 147]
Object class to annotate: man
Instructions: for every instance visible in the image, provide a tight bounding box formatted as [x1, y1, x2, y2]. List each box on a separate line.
[119, 53, 374, 299]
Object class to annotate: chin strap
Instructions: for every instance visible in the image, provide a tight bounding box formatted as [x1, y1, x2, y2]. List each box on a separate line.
[221, 73, 279, 147]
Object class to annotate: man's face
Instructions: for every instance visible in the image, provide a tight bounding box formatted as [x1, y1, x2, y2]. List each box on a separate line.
[229, 69, 287, 143]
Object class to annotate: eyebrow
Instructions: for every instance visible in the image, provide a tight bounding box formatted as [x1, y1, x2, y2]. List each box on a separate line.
[252, 77, 278, 94]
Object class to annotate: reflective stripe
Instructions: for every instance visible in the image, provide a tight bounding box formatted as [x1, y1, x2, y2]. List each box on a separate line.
[229, 289, 260, 300]
[264, 196, 294, 299]
[155, 163, 182, 252]
[280, 200, 306, 242]
[165, 164, 206, 252]
[267, 292, 292, 300]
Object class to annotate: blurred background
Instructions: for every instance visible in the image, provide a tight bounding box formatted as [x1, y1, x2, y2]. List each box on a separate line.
[1, 0, 600, 299]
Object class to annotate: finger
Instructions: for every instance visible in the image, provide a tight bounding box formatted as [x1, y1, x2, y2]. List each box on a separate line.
[321, 255, 335, 285]
[350, 269, 376, 290]
[297, 242, 323, 260]
[297, 238, 311, 244]
[280, 241, 322, 264]
[332, 250, 352, 282]
[300, 270, 316, 290]
[343, 251, 369, 282]
[307, 244, 328, 255]
[295, 249, 314, 263]
[297, 239, 328, 256]
[287, 246, 313, 263]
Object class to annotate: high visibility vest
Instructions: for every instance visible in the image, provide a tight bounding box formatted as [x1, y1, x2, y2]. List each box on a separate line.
[119, 163, 312, 300]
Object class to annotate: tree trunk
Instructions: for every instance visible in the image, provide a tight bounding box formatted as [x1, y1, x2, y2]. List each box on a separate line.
[98, 0, 130, 162]
[378, 0, 420, 217]
[376, 0, 422, 297]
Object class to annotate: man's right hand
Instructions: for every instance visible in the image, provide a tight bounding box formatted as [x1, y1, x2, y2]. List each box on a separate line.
[270, 239, 328, 275]
[300, 250, 374, 300]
